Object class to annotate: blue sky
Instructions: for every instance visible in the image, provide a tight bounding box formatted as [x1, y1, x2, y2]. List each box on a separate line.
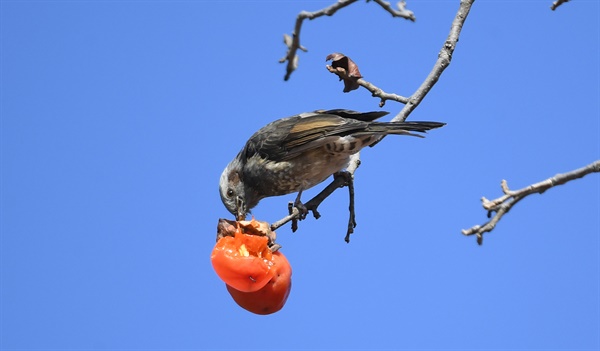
[1, 1, 599, 350]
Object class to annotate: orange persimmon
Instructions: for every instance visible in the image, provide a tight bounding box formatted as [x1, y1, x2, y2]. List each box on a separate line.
[226, 251, 292, 315]
[211, 232, 275, 293]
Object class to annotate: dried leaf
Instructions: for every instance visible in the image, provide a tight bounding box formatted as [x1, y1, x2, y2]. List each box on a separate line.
[216, 218, 237, 242]
[326, 53, 362, 92]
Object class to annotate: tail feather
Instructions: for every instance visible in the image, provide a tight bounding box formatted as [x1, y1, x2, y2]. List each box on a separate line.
[315, 109, 390, 122]
[367, 121, 446, 135]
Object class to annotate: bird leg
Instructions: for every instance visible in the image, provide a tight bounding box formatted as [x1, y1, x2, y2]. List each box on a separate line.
[332, 171, 357, 243]
[288, 189, 308, 232]
[276, 172, 356, 238]
[293, 189, 308, 218]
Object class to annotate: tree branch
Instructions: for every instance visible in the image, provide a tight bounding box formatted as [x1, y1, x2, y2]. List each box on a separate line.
[323, 0, 473, 119]
[462, 160, 600, 245]
[280, 0, 417, 81]
[370, 0, 416, 21]
[551, 0, 571, 11]
[279, 0, 359, 81]
[326, 65, 410, 107]
[393, 0, 474, 122]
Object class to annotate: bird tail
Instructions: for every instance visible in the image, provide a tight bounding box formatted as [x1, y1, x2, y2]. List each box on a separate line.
[366, 121, 446, 138]
[316, 109, 390, 122]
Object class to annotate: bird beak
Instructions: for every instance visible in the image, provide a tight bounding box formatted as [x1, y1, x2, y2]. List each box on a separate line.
[235, 196, 246, 221]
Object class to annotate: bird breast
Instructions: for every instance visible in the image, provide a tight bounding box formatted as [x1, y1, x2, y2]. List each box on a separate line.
[244, 147, 352, 198]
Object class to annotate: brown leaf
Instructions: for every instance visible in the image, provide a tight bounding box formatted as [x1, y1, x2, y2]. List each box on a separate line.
[216, 218, 237, 242]
[326, 53, 362, 92]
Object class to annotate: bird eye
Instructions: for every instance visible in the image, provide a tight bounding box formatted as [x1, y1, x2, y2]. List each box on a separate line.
[226, 188, 234, 198]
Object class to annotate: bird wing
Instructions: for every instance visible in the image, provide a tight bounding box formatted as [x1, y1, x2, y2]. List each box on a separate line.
[243, 111, 378, 162]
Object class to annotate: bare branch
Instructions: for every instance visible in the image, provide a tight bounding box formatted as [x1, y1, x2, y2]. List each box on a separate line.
[395, 0, 415, 19]
[281, 0, 418, 81]
[326, 65, 409, 107]
[462, 160, 600, 245]
[551, 0, 571, 11]
[324, 1, 473, 115]
[370, 0, 416, 21]
[280, 0, 359, 81]
[393, 0, 474, 122]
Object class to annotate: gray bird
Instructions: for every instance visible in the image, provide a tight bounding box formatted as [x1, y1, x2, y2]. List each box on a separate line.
[219, 109, 445, 220]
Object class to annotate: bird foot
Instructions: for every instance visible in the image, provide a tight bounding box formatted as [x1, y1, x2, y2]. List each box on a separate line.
[287, 188, 324, 232]
[294, 200, 309, 220]
[287, 201, 306, 232]
[333, 170, 352, 186]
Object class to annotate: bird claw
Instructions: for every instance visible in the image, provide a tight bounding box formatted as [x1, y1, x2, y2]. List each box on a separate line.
[287, 202, 299, 232]
[287, 188, 310, 232]
[294, 201, 309, 220]
[294, 189, 307, 212]
[288, 198, 309, 232]
[307, 205, 321, 219]
[333, 170, 352, 186]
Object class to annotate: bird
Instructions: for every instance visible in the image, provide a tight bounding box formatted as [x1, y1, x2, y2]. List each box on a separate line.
[219, 109, 445, 220]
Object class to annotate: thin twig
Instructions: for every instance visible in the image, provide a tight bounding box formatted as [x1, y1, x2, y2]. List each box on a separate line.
[326, 65, 410, 107]
[462, 160, 600, 245]
[393, 0, 474, 122]
[280, 0, 359, 81]
[371, 0, 416, 21]
[551, 0, 571, 11]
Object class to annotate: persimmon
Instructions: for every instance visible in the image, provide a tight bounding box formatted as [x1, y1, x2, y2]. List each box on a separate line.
[212, 218, 292, 314]
[226, 251, 292, 315]
[211, 231, 275, 293]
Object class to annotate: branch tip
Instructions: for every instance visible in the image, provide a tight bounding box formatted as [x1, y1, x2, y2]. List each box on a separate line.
[550, 0, 571, 11]
[464, 160, 600, 245]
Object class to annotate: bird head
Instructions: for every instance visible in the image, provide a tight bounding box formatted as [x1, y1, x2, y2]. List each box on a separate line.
[219, 159, 259, 220]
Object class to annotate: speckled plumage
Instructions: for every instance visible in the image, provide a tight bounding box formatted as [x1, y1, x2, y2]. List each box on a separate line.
[219, 109, 445, 219]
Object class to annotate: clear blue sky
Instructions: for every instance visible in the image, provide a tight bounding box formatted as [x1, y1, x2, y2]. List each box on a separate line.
[2, 1, 599, 350]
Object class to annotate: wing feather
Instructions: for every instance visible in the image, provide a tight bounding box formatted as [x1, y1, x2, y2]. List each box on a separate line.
[242, 110, 390, 162]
